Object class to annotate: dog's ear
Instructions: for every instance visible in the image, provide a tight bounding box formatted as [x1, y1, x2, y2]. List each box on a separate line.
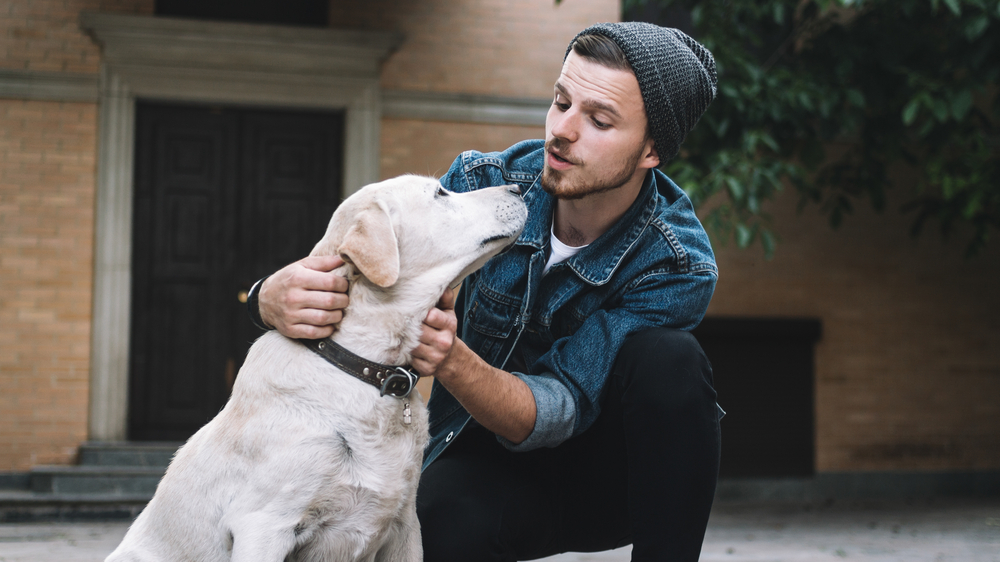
[336, 201, 400, 288]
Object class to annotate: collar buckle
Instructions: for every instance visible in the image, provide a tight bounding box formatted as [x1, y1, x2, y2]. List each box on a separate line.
[380, 366, 418, 398]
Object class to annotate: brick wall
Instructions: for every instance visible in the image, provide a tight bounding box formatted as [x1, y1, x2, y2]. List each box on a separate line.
[0, 99, 97, 471]
[1, 0, 152, 72]
[331, 0, 619, 99]
[708, 186, 1000, 472]
[0, 0, 149, 471]
[381, 119, 544, 180]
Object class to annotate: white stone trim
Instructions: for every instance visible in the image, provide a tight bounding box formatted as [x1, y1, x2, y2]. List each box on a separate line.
[0, 70, 99, 102]
[0, 69, 550, 127]
[81, 13, 401, 440]
[382, 90, 549, 126]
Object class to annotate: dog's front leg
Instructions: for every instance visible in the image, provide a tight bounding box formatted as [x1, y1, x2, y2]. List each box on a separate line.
[229, 513, 297, 562]
[374, 510, 422, 562]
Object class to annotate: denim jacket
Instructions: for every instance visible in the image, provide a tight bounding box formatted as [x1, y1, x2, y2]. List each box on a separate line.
[422, 139, 717, 470]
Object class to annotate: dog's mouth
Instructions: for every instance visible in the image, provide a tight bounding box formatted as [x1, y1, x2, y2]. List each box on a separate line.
[481, 233, 520, 255]
[481, 233, 512, 246]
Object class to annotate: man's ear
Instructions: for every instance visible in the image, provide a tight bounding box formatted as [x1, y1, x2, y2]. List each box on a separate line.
[640, 137, 660, 170]
[336, 201, 400, 288]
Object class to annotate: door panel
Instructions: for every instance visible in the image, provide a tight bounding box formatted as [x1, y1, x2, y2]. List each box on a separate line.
[129, 102, 343, 441]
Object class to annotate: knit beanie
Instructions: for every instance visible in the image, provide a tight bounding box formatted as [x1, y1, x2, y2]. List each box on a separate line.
[566, 22, 718, 162]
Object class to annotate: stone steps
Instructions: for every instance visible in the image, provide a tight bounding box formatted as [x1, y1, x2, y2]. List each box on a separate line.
[0, 442, 181, 522]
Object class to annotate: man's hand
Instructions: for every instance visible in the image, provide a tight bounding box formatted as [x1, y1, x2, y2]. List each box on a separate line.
[411, 287, 537, 444]
[259, 255, 349, 339]
[411, 287, 458, 378]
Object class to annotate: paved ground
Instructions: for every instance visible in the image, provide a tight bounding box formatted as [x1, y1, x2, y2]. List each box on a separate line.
[0, 499, 997, 561]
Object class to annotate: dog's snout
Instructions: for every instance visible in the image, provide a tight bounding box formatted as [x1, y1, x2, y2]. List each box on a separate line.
[505, 185, 521, 196]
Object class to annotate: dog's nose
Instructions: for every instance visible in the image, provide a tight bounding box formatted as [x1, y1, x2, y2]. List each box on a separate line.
[506, 185, 521, 195]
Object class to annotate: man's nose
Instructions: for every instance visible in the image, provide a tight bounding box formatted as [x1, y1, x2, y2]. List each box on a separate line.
[547, 107, 579, 143]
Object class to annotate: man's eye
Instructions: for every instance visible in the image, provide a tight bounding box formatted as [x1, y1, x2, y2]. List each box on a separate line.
[592, 117, 610, 129]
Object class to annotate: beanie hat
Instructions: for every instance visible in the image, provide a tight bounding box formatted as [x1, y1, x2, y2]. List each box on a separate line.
[566, 22, 718, 162]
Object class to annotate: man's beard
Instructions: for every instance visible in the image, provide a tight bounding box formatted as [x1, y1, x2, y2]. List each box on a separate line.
[541, 138, 646, 200]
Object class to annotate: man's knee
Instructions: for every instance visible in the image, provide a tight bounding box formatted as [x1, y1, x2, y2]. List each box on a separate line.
[418, 476, 503, 560]
[613, 327, 715, 409]
[418, 488, 500, 561]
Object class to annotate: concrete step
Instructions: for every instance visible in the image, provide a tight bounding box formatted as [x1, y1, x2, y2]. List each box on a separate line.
[77, 441, 180, 467]
[0, 443, 183, 521]
[0, 490, 148, 523]
[29, 465, 165, 496]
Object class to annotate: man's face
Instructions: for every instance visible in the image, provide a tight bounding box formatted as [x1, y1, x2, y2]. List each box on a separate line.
[541, 50, 659, 200]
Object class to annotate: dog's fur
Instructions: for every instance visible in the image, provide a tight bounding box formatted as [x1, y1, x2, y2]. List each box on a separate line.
[106, 175, 528, 562]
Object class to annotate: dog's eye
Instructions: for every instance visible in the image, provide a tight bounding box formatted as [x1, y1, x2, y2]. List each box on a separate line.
[435, 187, 450, 197]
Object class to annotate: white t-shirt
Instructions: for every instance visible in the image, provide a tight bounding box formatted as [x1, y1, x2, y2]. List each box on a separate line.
[544, 223, 588, 275]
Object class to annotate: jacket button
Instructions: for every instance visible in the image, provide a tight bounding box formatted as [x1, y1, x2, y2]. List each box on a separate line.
[445, 431, 454, 442]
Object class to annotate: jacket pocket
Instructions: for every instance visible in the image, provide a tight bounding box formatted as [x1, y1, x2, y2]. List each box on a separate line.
[466, 286, 519, 339]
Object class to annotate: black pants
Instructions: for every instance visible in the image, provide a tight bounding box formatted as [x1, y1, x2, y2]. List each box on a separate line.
[417, 328, 721, 561]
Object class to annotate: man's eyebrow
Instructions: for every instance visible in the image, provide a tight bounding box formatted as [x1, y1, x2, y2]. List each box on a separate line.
[553, 82, 622, 120]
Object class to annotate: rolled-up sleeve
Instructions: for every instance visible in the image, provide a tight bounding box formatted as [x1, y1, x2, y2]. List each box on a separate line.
[497, 372, 577, 451]
[497, 269, 716, 451]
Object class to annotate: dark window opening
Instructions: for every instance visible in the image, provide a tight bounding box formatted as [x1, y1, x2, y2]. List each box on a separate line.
[155, 0, 329, 27]
[693, 317, 822, 478]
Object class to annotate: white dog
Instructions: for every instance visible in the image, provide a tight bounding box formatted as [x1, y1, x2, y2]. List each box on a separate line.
[106, 175, 528, 562]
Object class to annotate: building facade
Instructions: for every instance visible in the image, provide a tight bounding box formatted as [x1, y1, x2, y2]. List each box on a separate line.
[1, 0, 998, 486]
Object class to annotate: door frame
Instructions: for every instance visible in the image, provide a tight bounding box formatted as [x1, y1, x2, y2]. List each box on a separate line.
[81, 12, 401, 441]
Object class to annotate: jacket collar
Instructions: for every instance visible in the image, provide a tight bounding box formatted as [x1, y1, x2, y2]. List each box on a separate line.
[515, 170, 658, 286]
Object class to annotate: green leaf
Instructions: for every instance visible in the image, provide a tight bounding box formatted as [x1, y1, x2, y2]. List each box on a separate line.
[942, 0, 962, 15]
[941, 175, 955, 200]
[846, 88, 866, 108]
[964, 192, 983, 219]
[951, 89, 973, 120]
[761, 229, 777, 260]
[760, 133, 779, 152]
[798, 91, 815, 111]
[932, 98, 950, 122]
[965, 14, 990, 40]
[735, 223, 753, 248]
[902, 98, 921, 125]
[716, 118, 730, 137]
[726, 176, 745, 201]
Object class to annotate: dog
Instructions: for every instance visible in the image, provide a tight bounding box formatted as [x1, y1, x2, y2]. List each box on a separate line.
[106, 175, 528, 562]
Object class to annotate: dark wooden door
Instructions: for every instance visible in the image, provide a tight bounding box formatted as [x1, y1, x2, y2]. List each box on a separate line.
[129, 102, 343, 441]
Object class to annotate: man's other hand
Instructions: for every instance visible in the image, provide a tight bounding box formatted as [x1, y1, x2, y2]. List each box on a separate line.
[259, 255, 349, 339]
[411, 287, 458, 378]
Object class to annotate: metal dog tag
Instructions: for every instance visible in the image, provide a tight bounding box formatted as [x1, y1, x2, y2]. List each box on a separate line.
[403, 401, 411, 425]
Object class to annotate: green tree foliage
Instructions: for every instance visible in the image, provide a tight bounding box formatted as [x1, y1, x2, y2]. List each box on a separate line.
[626, 0, 1000, 257]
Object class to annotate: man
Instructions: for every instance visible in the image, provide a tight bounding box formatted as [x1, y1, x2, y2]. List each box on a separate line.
[251, 22, 722, 561]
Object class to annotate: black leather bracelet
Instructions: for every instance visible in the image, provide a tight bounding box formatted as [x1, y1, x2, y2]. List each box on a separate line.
[247, 276, 274, 331]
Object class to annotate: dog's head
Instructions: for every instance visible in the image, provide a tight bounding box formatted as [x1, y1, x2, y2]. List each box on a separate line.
[311, 175, 527, 294]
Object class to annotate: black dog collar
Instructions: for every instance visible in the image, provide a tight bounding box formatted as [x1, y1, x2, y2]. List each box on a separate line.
[300, 338, 418, 399]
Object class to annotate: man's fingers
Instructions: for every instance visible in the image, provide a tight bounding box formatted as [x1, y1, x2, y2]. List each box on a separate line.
[423, 307, 457, 332]
[295, 307, 344, 327]
[292, 262, 349, 293]
[300, 254, 346, 273]
[285, 323, 336, 340]
[258, 255, 350, 339]
[293, 288, 349, 312]
[436, 287, 456, 311]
